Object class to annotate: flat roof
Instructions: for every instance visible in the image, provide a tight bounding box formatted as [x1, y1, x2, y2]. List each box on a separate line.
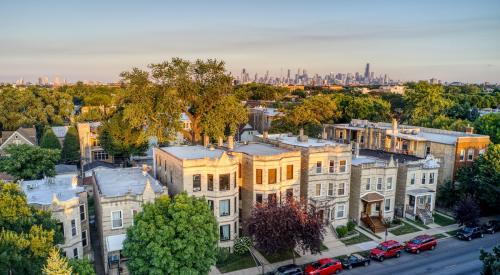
[265, 134, 344, 148]
[359, 149, 422, 164]
[94, 167, 164, 198]
[233, 142, 292, 156]
[22, 174, 84, 205]
[160, 145, 226, 160]
[351, 155, 386, 166]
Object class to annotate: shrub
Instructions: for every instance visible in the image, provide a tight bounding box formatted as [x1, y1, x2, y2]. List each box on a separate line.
[216, 247, 231, 264]
[233, 236, 252, 256]
[336, 225, 348, 238]
[346, 220, 356, 232]
[392, 218, 402, 225]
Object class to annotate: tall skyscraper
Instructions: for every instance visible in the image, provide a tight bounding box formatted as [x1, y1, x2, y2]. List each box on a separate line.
[364, 63, 370, 82]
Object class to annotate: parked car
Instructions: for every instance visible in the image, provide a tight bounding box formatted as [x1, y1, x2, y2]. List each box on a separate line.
[272, 264, 303, 275]
[405, 235, 437, 254]
[456, 226, 484, 241]
[340, 254, 370, 270]
[305, 258, 343, 274]
[481, 220, 499, 234]
[370, 240, 403, 262]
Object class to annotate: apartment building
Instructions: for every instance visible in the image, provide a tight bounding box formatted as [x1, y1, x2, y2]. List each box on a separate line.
[325, 119, 489, 185]
[249, 106, 283, 133]
[77, 122, 113, 165]
[21, 174, 91, 260]
[259, 131, 352, 227]
[92, 167, 166, 275]
[153, 144, 240, 249]
[0, 126, 37, 155]
[232, 142, 302, 221]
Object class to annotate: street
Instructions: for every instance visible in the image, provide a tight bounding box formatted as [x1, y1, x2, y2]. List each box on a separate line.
[347, 234, 500, 275]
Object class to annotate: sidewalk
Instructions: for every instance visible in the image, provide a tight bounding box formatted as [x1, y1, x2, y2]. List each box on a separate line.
[210, 221, 460, 275]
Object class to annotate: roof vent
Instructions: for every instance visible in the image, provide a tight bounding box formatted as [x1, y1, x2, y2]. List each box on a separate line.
[209, 145, 215, 151]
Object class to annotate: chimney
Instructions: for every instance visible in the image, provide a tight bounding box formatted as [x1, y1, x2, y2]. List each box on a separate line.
[227, 135, 234, 150]
[71, 175, 78, 189]
[465, 125, 474, 134]
[218, 136, 223, 147]
[297, 128, 308, 142]
[263, 131, 268, 140]
[203, 134, 209, 147]
[142, 164, 149, 176]
[299, 128, 304, 137]
[391, 118, 398, 135]
[354, 142, 360, 158]
[321, 128, 327, 140]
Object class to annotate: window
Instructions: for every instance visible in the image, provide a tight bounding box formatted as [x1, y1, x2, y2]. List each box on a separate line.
[234, 172, 237, 188]
[207, 174, 214, 191]
[219, 174, 230, 191]
[328, 183, 334, 196]
[82, 231, 88, 247]
[208, 200, 214, 213]
[256, 169, 263, 184]
[234, 197, 237, 214]
[467, 149, 474, 161]
[459, 149, 465, 161]
[268, 193, 277, 203]
[429, 173, 435, 184]
[220, 225, 230, 241]
[219, 200, 230, 216]
[92, 150, 108, 161]
[329, 160, 335, 173]
[286, 165, 293, 180]
[426, 146, 431, 156]
[256, 194, 263, 204]
[268, 169, 277, 184]
[238, 163, 242, 178]
[385, 198, 391, 212]
[111, 211, 123, 229]
[387, 177, 393, 190]
[193, 174, 201, 192]
[79, 204, 86, 221]
[377, 178, 383, 190]
[316, 161, 322, 173]
[338, 183, 345, 196]
[315, 184, 322, 196]
[71, 219, 77, 236]
[410, 174, 416, 185]
[365, 178, 371, 191]
[339, 160, 347, 173]
[336, 205, 345, 218]
[57, 222, 64, 237]
[73, 248, 78, 259]
[234, 221, 238, 234]
[286, 188, 293, 199]
[421, 173, 426, 184]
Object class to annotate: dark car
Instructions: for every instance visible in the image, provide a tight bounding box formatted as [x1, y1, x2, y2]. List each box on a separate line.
[456, 226, 484, 241]
[405, 235, 437, 254]
[482, 220, 499, 234]
[370, 240, 403, 262]
[340, 254, 370, 270]
[272, 264, 303, 275]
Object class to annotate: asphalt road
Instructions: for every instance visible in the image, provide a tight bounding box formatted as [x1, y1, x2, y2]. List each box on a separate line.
[346, 233, 500, 275]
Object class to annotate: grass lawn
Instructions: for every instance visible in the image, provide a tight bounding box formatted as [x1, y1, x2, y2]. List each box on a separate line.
[432, 233, 447, 239]
[405, 218, 430, 229]
[340, 231, 372, 246]
[446, 229, 459, 236]
[261, 250, 301, 263]
[359, 226, 382, 239]
[433, 213, 456, 226]
[216, 253, 257, 273]
[389, 222, 421, 236]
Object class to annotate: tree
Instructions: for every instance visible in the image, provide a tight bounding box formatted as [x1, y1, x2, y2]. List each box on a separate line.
[60, 127, 80, 164]
[480, 245, 500, 275]
[246, 199, 325, 264]
[454, 195, 480, 226]
[0, 144, 60, 180]
[123, 193, 218, 274]
[39, 128, 61, 150]
[475, 113, 500, 144]
[42, 248, 72, 275]
[68, 258, 95, 275]
[404, 81, 452, 127]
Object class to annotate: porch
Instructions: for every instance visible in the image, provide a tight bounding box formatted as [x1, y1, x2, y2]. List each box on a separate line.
[404, 188, 435, 225]
[360, 192, 386, 233]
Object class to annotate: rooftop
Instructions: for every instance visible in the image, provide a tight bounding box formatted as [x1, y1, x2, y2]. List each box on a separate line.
[264, 133, 344, 148]
[51, 126, 69, 139]
[21, 174, 84, 205]
[94, 167, 164, 198]
[160, 145, 226, 160]
[351, 155, 387, 166]
[55, 164, 78, 175]
[233, 142, 291, 156]
[359, 149, 422, 164]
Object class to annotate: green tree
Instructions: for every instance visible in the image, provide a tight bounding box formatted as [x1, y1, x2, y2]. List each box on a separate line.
[480, 245, 500, 275]
[42, 248, 72, 275]
[404, 81, 452, 126]
[0, 87, 47, 130]
[123, 193, 218, 275]
[0, 144, 60, 180]
[40, 128, 62, 150]
[61, 127, 80, 164]
[68, 258, 95, 275]
[475, 113, 500, 144]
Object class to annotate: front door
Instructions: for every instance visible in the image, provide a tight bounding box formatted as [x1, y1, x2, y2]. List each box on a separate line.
[318, 210, 324, 221]
[372, 202, 380, 216]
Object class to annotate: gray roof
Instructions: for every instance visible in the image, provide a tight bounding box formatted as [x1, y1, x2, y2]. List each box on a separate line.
[52, 126, 69, 139]
[265, 134, 343, 148]
[233, 142, 291, 156]
[160, 145, 226, 160]
[94, 167, 164, 198]
[22, 174, 84, 205]
[55, 164, 78, 175]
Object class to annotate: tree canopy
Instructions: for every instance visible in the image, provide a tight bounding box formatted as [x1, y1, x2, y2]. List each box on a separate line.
[0, 144, 60, 180]
[40, 128, 61, 150]
[123, 193, 219, 274]
[60, 126, 80, 164]
[474, 113, 500, 144]
[42, 248, 72, 275]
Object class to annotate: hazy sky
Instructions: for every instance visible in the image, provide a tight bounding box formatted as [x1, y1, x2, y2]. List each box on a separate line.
[1, 0, 500, 83]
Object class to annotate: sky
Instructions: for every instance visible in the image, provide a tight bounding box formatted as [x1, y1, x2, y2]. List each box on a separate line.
[1, 0, 500, 83]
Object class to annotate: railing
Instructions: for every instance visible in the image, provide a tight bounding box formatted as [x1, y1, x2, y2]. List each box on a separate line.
[361, 212, 376, 232]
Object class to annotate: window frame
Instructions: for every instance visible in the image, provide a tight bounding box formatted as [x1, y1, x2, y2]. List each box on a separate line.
[207, 174, 214, 191]
[82, 230, 88, 247]
[338, 182, 345, 196]
[219, 199, 231, 217]
[386, 177, 393, 190]
[71, 219, 77, 237]
[339, 160, 347, 173]
[315, 183, 322, 197]
[286, 165, 294, 180]
[377, 178, 383, 190]
[316, 161, 322, 173]
[268, 168, 277, 184]
[365, 178, 371, 191]
[421, 173, 426, 184]
[79, 204, 86, 222]
[336, 204, 345, 218]
[459, 149, 465, 161]
[329, 160, 335, 173]
[193, 174, 201, 192]
[111, 210, 123, 229]
[467, 149, 474, 161]
[219, 173, 230, 191]
[220, 224, 231, 241]
[384, 198, 391, 212]
[256, 169, 263, 184]
[328, 182, 334, 196]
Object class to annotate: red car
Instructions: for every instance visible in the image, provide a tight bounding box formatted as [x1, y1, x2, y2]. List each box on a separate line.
[405, 235, 437, 254]
[305, 258, 343, 275]
[370, 240, 403, 262]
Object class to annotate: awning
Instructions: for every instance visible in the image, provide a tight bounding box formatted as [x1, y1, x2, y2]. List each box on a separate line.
[106, 234, 126, 252]
[407, 188, 435, 197]
[361, 192, 384, 202]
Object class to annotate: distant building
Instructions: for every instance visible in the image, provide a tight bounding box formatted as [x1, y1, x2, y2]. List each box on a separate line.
[77, 122, 113, 165]
[0, 126, 37, 155]
[248, 106, 283, 133]
[52, 125, 70, 146]
[378, 85, 406, 95]
[238, 123, 258, 142]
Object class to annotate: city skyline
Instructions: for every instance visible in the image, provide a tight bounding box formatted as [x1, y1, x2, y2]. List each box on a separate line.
[1, 0, 500, 83]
